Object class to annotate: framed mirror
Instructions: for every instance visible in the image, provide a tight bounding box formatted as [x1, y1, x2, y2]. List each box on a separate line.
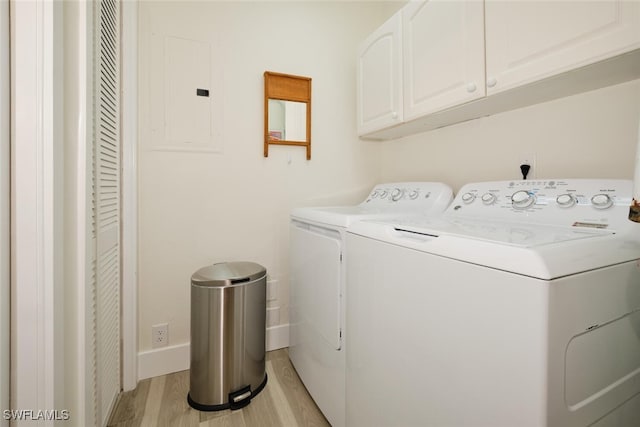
[264, 71, 312, 160]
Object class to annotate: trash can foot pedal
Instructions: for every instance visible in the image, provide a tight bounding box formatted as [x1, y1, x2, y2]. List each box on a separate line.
[187, 373, 268, 412]
[229, 385, 252, 410]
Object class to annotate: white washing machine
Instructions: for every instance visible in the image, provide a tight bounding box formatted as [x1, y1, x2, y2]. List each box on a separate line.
[346, 179, 640, 427]
[289, 182, 453, 427]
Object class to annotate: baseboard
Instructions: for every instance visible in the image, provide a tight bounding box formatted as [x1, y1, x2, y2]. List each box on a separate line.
[265, 323, 289, 352]
[137, 343, 190, 380]
[138, 324, 290, 380]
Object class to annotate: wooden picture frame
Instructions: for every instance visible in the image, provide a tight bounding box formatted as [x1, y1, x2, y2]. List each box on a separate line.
[264, 71, 311, 160]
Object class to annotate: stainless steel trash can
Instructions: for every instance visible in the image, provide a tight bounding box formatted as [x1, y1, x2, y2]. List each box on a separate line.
[187, 262, 268, 411]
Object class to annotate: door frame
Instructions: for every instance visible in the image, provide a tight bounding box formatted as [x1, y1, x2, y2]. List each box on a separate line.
[10, 0, 64, 421]
[0, 0, 10, 424]
[121, 0, 138, 392]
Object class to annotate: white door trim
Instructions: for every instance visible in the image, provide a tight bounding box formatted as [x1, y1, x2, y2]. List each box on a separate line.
[0, 0, 10, 424]
[10, 0, 64, 424]
[121, 0, 139, 392]
[71, 0, 95, 423]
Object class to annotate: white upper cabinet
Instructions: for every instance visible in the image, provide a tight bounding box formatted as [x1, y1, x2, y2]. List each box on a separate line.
[358, 0, 640, 140]
[403, 0, 485, 121]
[357, 12, 403, 136]
[485, 0, 640, 95]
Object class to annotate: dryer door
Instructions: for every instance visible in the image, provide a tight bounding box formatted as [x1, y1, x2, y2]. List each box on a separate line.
[290, 222, 342, 350]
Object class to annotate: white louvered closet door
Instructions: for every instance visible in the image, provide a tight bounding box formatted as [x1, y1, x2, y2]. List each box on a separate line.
[93, 0, 121, 425]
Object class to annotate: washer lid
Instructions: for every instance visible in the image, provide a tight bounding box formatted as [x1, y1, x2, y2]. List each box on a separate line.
[394, 217, 614, 248]
[191, 261, 266, 287]
[347, 217, 640, 279]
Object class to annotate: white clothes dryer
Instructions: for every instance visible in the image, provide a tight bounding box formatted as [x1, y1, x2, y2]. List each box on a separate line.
[289, 182, 453, 427]
[346, 179, 640, 427]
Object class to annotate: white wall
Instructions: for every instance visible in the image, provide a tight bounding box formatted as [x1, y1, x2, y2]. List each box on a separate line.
[379, 79, 640, 190]
[137, 1, 399, 376]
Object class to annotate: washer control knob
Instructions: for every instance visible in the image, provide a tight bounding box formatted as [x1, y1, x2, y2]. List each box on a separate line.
[591, 193, 613, 209]
[481, 193, 497, 205]
[556, 193, 576, 208]
[511, 190, 536, 209]
[408, 190, 420, 200]
[391, 188, 404, 201]
[461, 192, 476, 204]
[379, 190, 389, 199]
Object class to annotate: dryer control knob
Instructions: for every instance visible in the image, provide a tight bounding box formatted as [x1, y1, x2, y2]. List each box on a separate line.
[391, 188, 404, 201]
[481, 193, 497, 205]
[591, 193, 613, 209]
[511, 190, 536, 209]
[408, 190, 420, 200]
[379, 190, 389, 199]
[556, 193, 576, 208]
[461, 192, 476, 204]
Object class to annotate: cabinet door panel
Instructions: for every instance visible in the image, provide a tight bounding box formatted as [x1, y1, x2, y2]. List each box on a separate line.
[357, 12, 403, 135]
[486, 0, 640, 94]
[403, 0, 485, 121]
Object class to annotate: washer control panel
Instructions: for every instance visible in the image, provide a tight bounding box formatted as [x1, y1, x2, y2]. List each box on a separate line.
[448, 179, 633, 230]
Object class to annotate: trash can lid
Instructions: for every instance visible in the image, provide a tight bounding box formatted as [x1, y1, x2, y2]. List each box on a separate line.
[191, 261, 266, 287]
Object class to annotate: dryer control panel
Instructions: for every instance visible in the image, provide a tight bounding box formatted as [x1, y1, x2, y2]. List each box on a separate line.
[361, 182, 453, 211]
[447, 179, 633, 231]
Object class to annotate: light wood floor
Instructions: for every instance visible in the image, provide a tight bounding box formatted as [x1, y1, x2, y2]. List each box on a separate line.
[107, 349, 330, 427]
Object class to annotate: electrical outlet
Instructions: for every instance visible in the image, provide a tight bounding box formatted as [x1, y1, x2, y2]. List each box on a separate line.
[519, 153, 536, 180]
[152, 323, 168, 348]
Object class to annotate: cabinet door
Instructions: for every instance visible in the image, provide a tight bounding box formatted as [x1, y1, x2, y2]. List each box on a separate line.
[403, 0, 485, 121]
[357, 11, 403, 136]
[486, 0, 640, 95]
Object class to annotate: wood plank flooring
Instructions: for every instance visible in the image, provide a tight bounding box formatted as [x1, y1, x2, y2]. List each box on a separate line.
[107, 349, 330, 427]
